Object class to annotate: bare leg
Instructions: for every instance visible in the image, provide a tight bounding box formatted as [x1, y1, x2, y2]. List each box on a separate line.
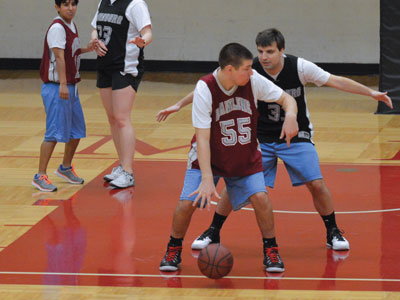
[306, 179, 334, 216]
[251, 192, 284, 272]
[249, 192, 275, 238]
[161, 200, 196, 271]
[111, 86, 136, 173]
[215, 187, 233, 216]
[62, 138, 80, 168]
[171, 200, 197, 238]
[38, 141, 57, 174]
[191, 189, 231, 249]
[306, 179, 349, 249]
[100, 87, 122, 162]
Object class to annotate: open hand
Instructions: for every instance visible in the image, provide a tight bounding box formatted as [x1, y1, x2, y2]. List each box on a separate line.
[280, 114, 299, 146]
[189, 178, 220, 211]
[129, 36, 146, 48]
[372, 91, 393, 109]
[156, 104, 181, 122]
[95, 39, 108, 57]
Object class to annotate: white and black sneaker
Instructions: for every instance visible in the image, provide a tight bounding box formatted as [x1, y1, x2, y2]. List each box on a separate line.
[191, 227, 220, 250]
[104, 165, 123, 182]
[327, 227, 350, 251]
[109, 169, 135, 188]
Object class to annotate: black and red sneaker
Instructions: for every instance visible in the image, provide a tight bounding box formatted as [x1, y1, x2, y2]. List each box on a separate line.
[159, 245, 182, 271]
[263, 247, 285, 273]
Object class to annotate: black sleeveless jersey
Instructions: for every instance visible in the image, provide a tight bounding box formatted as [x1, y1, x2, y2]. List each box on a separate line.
[253, 55, 313, 144]
[96, 0, 132, 71]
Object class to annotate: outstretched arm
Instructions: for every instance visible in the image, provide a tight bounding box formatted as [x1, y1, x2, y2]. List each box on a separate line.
[325, 75, 393, 109]
[81, 37, 97, 54]
[275, 92, 298, 146]
[156, 91, 194, 122]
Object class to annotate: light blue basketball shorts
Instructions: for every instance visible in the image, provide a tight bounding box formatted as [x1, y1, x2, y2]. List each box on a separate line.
[41, 82, 86, 143]
[260, 142, 323, 187]
[180, 168, 267, 211]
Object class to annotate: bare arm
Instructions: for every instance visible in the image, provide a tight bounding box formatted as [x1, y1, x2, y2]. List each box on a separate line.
[80, 38, 97, 54]
[91, 29, 98, 40]
[188, 128, 220, 210]
[92, 29, 108, 57]
[325, 75, 393, 109]
[275, 92, 299, 146]
[52, 47, 68, 100]
[129, 25, 152, 48]
[156, 91, 194, 122]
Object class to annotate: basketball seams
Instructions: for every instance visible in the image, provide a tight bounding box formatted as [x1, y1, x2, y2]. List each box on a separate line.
[215, 250, 232, 277]
[197, 244, 233, 279]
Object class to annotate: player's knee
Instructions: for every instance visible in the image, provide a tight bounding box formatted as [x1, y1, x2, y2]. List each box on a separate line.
[114, 116, 130, 129]
[308, 179, 328, 195]
[106, 114, 117, 126]
[249, 192, 269, 206]
[176, 199, 196, 214]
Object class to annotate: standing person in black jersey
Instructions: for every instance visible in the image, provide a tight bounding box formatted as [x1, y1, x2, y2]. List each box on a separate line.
[91, 0, 152, 188]
[156, 28, 393, 257]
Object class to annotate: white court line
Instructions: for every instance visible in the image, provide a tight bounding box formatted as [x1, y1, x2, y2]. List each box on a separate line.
[0, 271, 399, 282]
[210, 201, 400, 214]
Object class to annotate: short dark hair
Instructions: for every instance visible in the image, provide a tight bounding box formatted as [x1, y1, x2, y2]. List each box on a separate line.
[55, 0, 79, 6]
[218, 43, 253, 69]
[255, 28, 285, 50]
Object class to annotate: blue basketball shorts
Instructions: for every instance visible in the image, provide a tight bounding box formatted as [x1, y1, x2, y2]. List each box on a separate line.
[260, 142, 323, 187]
[180, 168, 267, 211]
[41, 83, 86, 143]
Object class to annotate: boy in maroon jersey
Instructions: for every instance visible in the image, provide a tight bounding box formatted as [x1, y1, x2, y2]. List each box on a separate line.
[160, 43, 298, 273]
[32, 0, 96, 192]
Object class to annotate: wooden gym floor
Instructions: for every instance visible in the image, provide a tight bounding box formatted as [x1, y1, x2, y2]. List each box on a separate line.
[0, 70, 399, 299]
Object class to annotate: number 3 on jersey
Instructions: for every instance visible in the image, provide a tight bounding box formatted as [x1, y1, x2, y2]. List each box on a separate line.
[97, 25, 112, 46]
[220, 117, 251, 146]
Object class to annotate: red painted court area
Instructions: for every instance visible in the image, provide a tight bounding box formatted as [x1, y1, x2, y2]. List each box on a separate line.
[0, 160, 399, 291]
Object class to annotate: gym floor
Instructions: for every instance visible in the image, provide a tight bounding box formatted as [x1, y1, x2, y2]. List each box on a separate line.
[0, 70, 399, 299]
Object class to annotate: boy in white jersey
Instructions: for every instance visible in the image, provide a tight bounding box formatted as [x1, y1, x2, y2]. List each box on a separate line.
[32, 0, 95, 192]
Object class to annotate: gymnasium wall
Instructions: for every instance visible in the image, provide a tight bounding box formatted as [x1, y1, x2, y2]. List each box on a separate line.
[0, 0, 379, 65]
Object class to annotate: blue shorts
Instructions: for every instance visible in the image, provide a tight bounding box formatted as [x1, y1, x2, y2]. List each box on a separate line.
[41, 83, 86, 143]
[260, 142, 322, 187]
[180, 169, 267, 211]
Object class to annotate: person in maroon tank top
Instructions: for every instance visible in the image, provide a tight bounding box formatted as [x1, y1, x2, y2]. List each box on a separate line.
[32, 0, 96, 193]
[160, 43, 298, 273]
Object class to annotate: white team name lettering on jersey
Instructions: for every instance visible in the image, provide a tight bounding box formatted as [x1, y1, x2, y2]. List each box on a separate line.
[285, 87, 302, 98]
[97, 13, 123, 25]
[215, 97, 252, 121]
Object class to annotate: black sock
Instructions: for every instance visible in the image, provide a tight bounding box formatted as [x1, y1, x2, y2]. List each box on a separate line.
[263, 237, 277, 248]
[169, 236, 183, 247]
[210, 212, 227, 231]
[321, 211, 337, 231]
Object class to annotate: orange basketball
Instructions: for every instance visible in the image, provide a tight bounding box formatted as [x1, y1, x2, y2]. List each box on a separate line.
[197, 243, 233, 279]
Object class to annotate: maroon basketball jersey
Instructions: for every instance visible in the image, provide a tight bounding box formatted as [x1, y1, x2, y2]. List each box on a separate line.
[190, 73, 262, 177]
[40, 19, 81, 84]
